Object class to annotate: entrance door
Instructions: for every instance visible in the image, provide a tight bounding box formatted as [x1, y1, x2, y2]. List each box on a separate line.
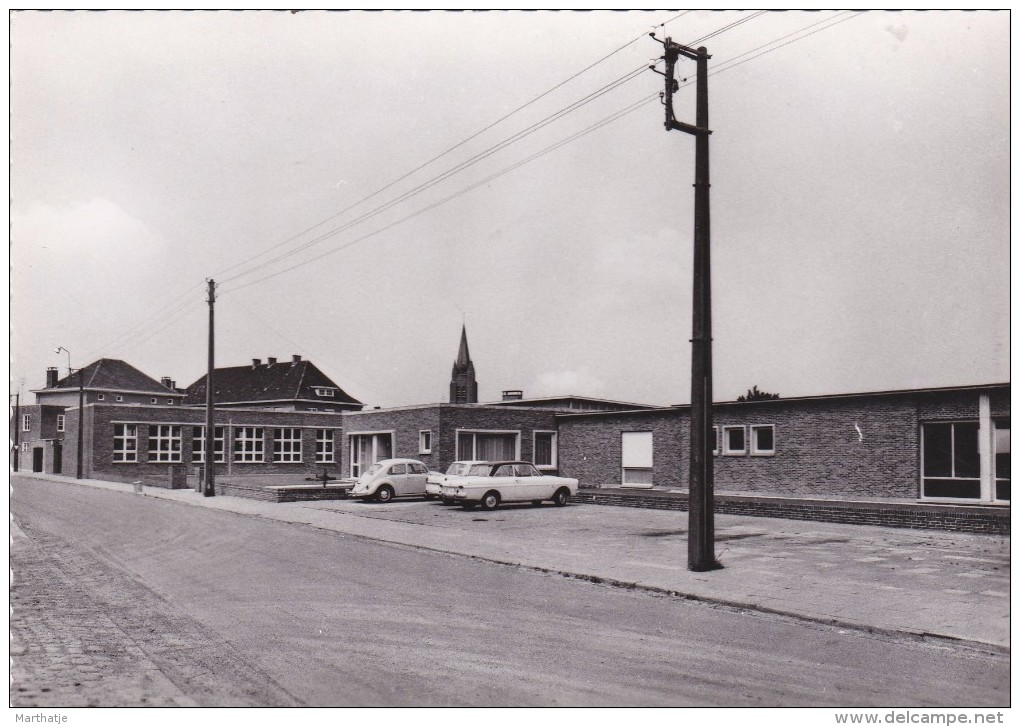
[53, 443, 63, 474]
[32, 447, 43, 473]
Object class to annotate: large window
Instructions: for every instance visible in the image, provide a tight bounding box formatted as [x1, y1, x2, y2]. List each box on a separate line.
[316, 429, 336, 464]
[234, 427, 265, 463]
[22, 415, 30, 432]
[722, 426, 746, 456]
[456, 430, 519, 461]
[995, 418, 1010, 502]
[192, 426, 225, 463]
[349, 432, 393, 477]
[621, 431, 653, 486]
[751, 425, 775, 456]
[273, 428, 303, 463]
[534, 431, 557, 469]
[113, 424, 138, 462]
[922, 422, 980, 499]
[148, 425, 182, 462]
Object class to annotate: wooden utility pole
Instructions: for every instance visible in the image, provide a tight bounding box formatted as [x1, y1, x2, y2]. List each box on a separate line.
[12, 393, 19, 472]
[653, 35, 721, 572]
[204, 279, 216, 497]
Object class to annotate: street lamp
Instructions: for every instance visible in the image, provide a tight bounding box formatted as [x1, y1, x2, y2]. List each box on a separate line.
[55, 347, 84, 479]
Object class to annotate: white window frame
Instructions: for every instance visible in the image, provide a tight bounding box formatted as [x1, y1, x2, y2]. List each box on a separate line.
[750, 424, 776, 456]
[151, 398, 158, 404]
[273, 427, 303, 463]
[315, 429, 336, 464]
[192, 426, 226, 464]
[97, 394, 105, 401]
[56, 414, 65, 432]
[722, 426, 747, 456]
[621, 431, 654, 486]
[712, 426, 720, 456]
[315, 387, 336, 398]
[113, 423, 138, 462]
[167, 398, 174, 405]
[22, 414, 31, 432]
[148, 424, 183, 462]
[234, 427, 265, 463]
[115, 395, 123, 402]
[454, 429, 521, 461]
[419, 429, 433, 455]
[533, 430, 558, 470]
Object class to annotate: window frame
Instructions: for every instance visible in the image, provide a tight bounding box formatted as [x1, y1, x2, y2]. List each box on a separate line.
[147, 424, 183, 463]
[56, 414, 65, 432]
[273, 427, 303, 463]
[22, 414, 31, 432]
[454, 429, 521, 461]
[348, 430, 396, 477]
[533, 430, 558, 470]
[920, 420, 981, 501]
[621, 431, 654, 486]
[192, 426, 226, 464]
[722, 425, 747, 456]
[419, 429, 433, 455]
[750, 424, 776, 456]
[112, 423, 138, 463]
[234, 426, 266, 463]
[315, 429, 336, 464]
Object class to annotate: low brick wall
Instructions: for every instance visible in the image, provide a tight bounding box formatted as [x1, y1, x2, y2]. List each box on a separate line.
[574, 488, 1009, 535]
[214, 481, 352, 503]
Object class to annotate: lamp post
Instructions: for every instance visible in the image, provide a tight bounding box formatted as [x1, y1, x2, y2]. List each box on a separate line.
[56, 347, 84, 479]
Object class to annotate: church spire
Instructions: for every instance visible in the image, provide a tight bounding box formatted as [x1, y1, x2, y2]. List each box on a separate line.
[450, 325, 478, 404]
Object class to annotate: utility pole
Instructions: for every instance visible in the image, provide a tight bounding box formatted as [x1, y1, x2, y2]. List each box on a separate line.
[203, 279, 216, 497]
[652, 34, 721, 572]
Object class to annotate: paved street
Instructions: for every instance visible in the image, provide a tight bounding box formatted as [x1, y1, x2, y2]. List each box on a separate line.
[10, 475, 1009, 707]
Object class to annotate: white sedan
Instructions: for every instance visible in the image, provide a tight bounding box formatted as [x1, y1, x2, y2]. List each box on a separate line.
[440, 461, 579, 511]
[425, 460, 490, 501]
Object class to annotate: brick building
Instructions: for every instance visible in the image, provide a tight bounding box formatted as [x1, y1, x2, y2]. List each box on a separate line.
[557, 383, 1010, 505]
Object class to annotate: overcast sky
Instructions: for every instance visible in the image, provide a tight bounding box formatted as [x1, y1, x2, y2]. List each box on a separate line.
[10, 10, 1010, 408]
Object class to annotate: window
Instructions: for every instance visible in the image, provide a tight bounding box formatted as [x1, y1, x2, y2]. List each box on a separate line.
[315, 387, 336, 397]
[456, 430, 519, 461]
[113, 424, 138, 462]
[56, 415, 65, 432]
[273, 428, 303, 463]
[192, 426, 225, 463]
[751, 425, 776, 455]
[349, 432, 394, 477]
[534, 431, 557, 469]
[922, 422, 980, 499]
[315, 429, 335, 463]
[723, 426, 746, 455]
[22, 415, 30, 432]
[712, 426, 720, 456]
[419, 430, 433, 454]
[234, 427, 265, 462]
[167, 399, 174, 405]
[994, 418, 1010, 502]
[409, 462, 428, 475]
[621, 431, 653, 485]
[148, 425, 182, 462]
[115, 395, 123, 402]
[97, 394, 105, 401]
[151, 398, 158, 404]
[390, 463, 407, 475]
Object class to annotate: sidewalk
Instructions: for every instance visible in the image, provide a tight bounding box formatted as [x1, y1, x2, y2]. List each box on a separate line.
[15, 472, 1010, 651]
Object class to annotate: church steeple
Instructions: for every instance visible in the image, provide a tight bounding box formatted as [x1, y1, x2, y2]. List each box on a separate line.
[450, 325, 478, 404]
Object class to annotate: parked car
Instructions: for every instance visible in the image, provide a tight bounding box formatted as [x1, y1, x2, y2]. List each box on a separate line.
[425, 460, 490, 501]
[348, 458, 431, 502]
[440, 461, 579, 510]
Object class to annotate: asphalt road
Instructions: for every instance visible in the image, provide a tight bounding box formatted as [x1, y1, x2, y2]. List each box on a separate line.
[10, 476, 1009, 707]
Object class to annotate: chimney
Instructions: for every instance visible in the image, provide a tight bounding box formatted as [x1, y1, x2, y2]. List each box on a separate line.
[46, 367, 58, 388]
[292, 354, 302, 363]
[161, 376, 172, 388]
[502, 390, 523, 401]
[267, 357, 277, 366]
[252, 358, 262, 368]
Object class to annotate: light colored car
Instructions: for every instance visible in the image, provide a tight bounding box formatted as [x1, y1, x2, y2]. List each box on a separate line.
[441, 461, 579, 511]
[425, 460, 490, 501]
[348, 458, 431, 502]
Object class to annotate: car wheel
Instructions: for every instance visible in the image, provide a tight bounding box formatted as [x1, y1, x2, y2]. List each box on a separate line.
[376, 485, 394, 503]
[480, 491, 500, 511]
[552, 487, 570, 507]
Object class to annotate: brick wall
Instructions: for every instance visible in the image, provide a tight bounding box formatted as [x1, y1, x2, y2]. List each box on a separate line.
[81, 404, 345, 481]
[339, 404, 560, 477]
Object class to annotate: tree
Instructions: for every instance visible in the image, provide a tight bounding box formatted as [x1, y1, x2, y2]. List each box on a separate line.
[737, 385, 780, 402]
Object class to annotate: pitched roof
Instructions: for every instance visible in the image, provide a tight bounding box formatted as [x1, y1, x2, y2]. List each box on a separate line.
[51, 358, 179, 395]
[183, 358, 362, 407]
[455, 324, 472, 367]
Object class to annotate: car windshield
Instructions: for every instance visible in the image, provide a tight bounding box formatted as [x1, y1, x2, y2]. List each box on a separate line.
[467, 464, 493, 476]
[363, 463, 383, 477]
[446, 463, 469, 475]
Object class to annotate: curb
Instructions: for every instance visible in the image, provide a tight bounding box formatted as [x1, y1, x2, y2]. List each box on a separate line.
[14, 473, 1010, 657]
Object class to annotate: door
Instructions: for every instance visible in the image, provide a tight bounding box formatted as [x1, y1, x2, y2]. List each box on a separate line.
[407, 461, 429, 496]
[32, 447, 43, 473]
[53, 443, 62, 474]
[389, 463, 409, 495]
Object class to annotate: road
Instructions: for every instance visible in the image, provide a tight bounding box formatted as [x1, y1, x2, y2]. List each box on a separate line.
[10, 476, 1009, 707]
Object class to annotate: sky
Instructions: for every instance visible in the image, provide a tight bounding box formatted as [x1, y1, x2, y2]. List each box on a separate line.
[9, 10, 1010, 409]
